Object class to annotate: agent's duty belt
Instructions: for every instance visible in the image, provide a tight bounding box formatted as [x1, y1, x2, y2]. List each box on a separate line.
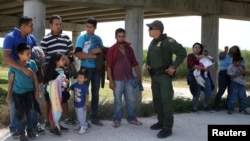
[149, 68, 166, 76]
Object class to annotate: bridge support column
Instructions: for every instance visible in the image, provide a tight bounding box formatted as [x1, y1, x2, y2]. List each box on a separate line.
[201, 15, 219, 94]
[125, 7, 144, 102]
[23, 0, 45, 45]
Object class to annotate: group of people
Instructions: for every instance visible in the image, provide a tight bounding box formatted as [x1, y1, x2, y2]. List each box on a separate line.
[187, 43, 249, 115]
[7, 14, 247, 140]
[3, 14, 187, 140]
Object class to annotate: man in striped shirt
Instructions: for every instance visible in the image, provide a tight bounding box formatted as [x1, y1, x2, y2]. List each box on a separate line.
[40, 15, 74, 135]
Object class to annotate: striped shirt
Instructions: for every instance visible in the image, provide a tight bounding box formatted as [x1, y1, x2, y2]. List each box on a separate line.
[40, 32, 73, 64]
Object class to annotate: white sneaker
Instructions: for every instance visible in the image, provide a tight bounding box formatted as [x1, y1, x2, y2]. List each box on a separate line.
[78, 127, 88, 135]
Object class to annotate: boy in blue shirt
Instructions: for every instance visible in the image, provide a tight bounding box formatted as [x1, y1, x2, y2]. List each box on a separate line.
[69, 70, 89, 134]
[6, 43, 39, 141]
[75, 17, 104, 126]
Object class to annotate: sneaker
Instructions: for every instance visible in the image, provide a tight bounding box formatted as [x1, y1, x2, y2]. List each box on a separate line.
[91, 119, 103, 126]
[150, 122, 163, 130]
[43, 120, 50, 130]
[128, 118, 142, 125]
[49, 127, 61, 136]
[78, 127, 88, 135]
[112, 121, 120, 128]
[34, 127, 45, 135]
[59, 125, 69, 132]
[27, 131, 37, 140]
[64, 118, 75, 125]
[18, 135, 29, 141]
[12, 132, 19, 139]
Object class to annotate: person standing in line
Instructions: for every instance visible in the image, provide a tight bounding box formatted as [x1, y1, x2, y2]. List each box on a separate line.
[3, 16, 45, 138]
[213, 45, 242, 111]
[226, 56, 249, 115]
[6, 43, 39, 141]
[40, 15, 75, 128]
[106, 28, 142, 128]
[145, 20, 187, 138]
[75, 17, 104, 126]
[69, 70, 89, 134]
[187, 43, 213, 112]
[43, 53, 69, 136]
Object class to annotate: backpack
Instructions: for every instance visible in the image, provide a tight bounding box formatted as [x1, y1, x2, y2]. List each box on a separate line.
[31, 46, 45, 67]
[31, 46, 46, 83]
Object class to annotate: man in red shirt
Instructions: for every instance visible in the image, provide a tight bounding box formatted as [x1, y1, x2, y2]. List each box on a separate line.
[106, 28, 142, 128]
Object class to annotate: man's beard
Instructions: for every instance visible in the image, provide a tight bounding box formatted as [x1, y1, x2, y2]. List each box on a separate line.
[118, 41, 125, 44]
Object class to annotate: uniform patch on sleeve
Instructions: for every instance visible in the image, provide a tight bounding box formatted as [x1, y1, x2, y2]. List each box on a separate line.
[169, 38, 175, 43]
[157, 41, 162, 47]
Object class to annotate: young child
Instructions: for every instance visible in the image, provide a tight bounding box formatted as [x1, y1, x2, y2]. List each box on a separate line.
[69, 70, 89, 135]
[227, 56, 249, 115]
[193, 49, 214, 87]
[6, 43, 39, 141]
[43, 53, 69, 136]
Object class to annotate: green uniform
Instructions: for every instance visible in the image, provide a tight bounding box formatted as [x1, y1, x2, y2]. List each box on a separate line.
[146, 34, 187, 131]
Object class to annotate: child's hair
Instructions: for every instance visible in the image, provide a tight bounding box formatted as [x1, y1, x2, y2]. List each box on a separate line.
[77, 70, 88, 78]
[17, 43, 30, 54]
[86, 17, 97, 27]
[43, 53, 64, 84]
[233, 56, 243, 62]
[203, 49, 208, 53]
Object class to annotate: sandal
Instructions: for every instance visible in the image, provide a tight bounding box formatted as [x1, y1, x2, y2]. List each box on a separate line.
[129, 118, 142, 125]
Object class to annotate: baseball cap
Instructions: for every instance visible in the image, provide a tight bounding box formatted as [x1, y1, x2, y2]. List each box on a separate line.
[146, 20, 164, 33]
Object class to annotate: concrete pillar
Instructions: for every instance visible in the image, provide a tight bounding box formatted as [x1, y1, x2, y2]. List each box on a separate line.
[201, 15, 219, 94]
[125, 7, 144, 101]
[72, 30, 82, 71]
[23, 0, 45, 45]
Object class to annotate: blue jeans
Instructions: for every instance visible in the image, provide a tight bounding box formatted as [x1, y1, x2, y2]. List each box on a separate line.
[13, 92, 34, 135]
[81, 67, 100, 119]
[16, 109, 34, 135]
[113, 79, 136, 122]
[213, 70, 231, 108]
[9, 97, 17, 133]
[192, 74, 212, 110]
[227, 81, 248, 111]
[32, 110, 39, 130]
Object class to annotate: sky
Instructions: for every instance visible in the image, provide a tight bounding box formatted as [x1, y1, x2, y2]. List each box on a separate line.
[1, 16, 250, 50]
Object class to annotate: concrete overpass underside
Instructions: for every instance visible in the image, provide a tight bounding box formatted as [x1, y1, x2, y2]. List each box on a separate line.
[1, 0, 250, 32]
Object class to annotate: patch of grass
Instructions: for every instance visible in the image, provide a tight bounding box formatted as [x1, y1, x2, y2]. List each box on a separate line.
[0, 70, 8, 105]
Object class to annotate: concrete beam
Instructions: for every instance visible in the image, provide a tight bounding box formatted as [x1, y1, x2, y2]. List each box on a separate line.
[222, 1, 250, 20]
[44, 0, 250, 19]
[44, 0, 221, 14]
[0, 15, 19, 31]
[0, 15, 84, 32]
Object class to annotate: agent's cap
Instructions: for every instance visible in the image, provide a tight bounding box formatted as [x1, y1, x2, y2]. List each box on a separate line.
[146, 20, 164, 33]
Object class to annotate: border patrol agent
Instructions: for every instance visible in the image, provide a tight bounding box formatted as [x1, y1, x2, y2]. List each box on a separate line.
[146, 20, 187, 138]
